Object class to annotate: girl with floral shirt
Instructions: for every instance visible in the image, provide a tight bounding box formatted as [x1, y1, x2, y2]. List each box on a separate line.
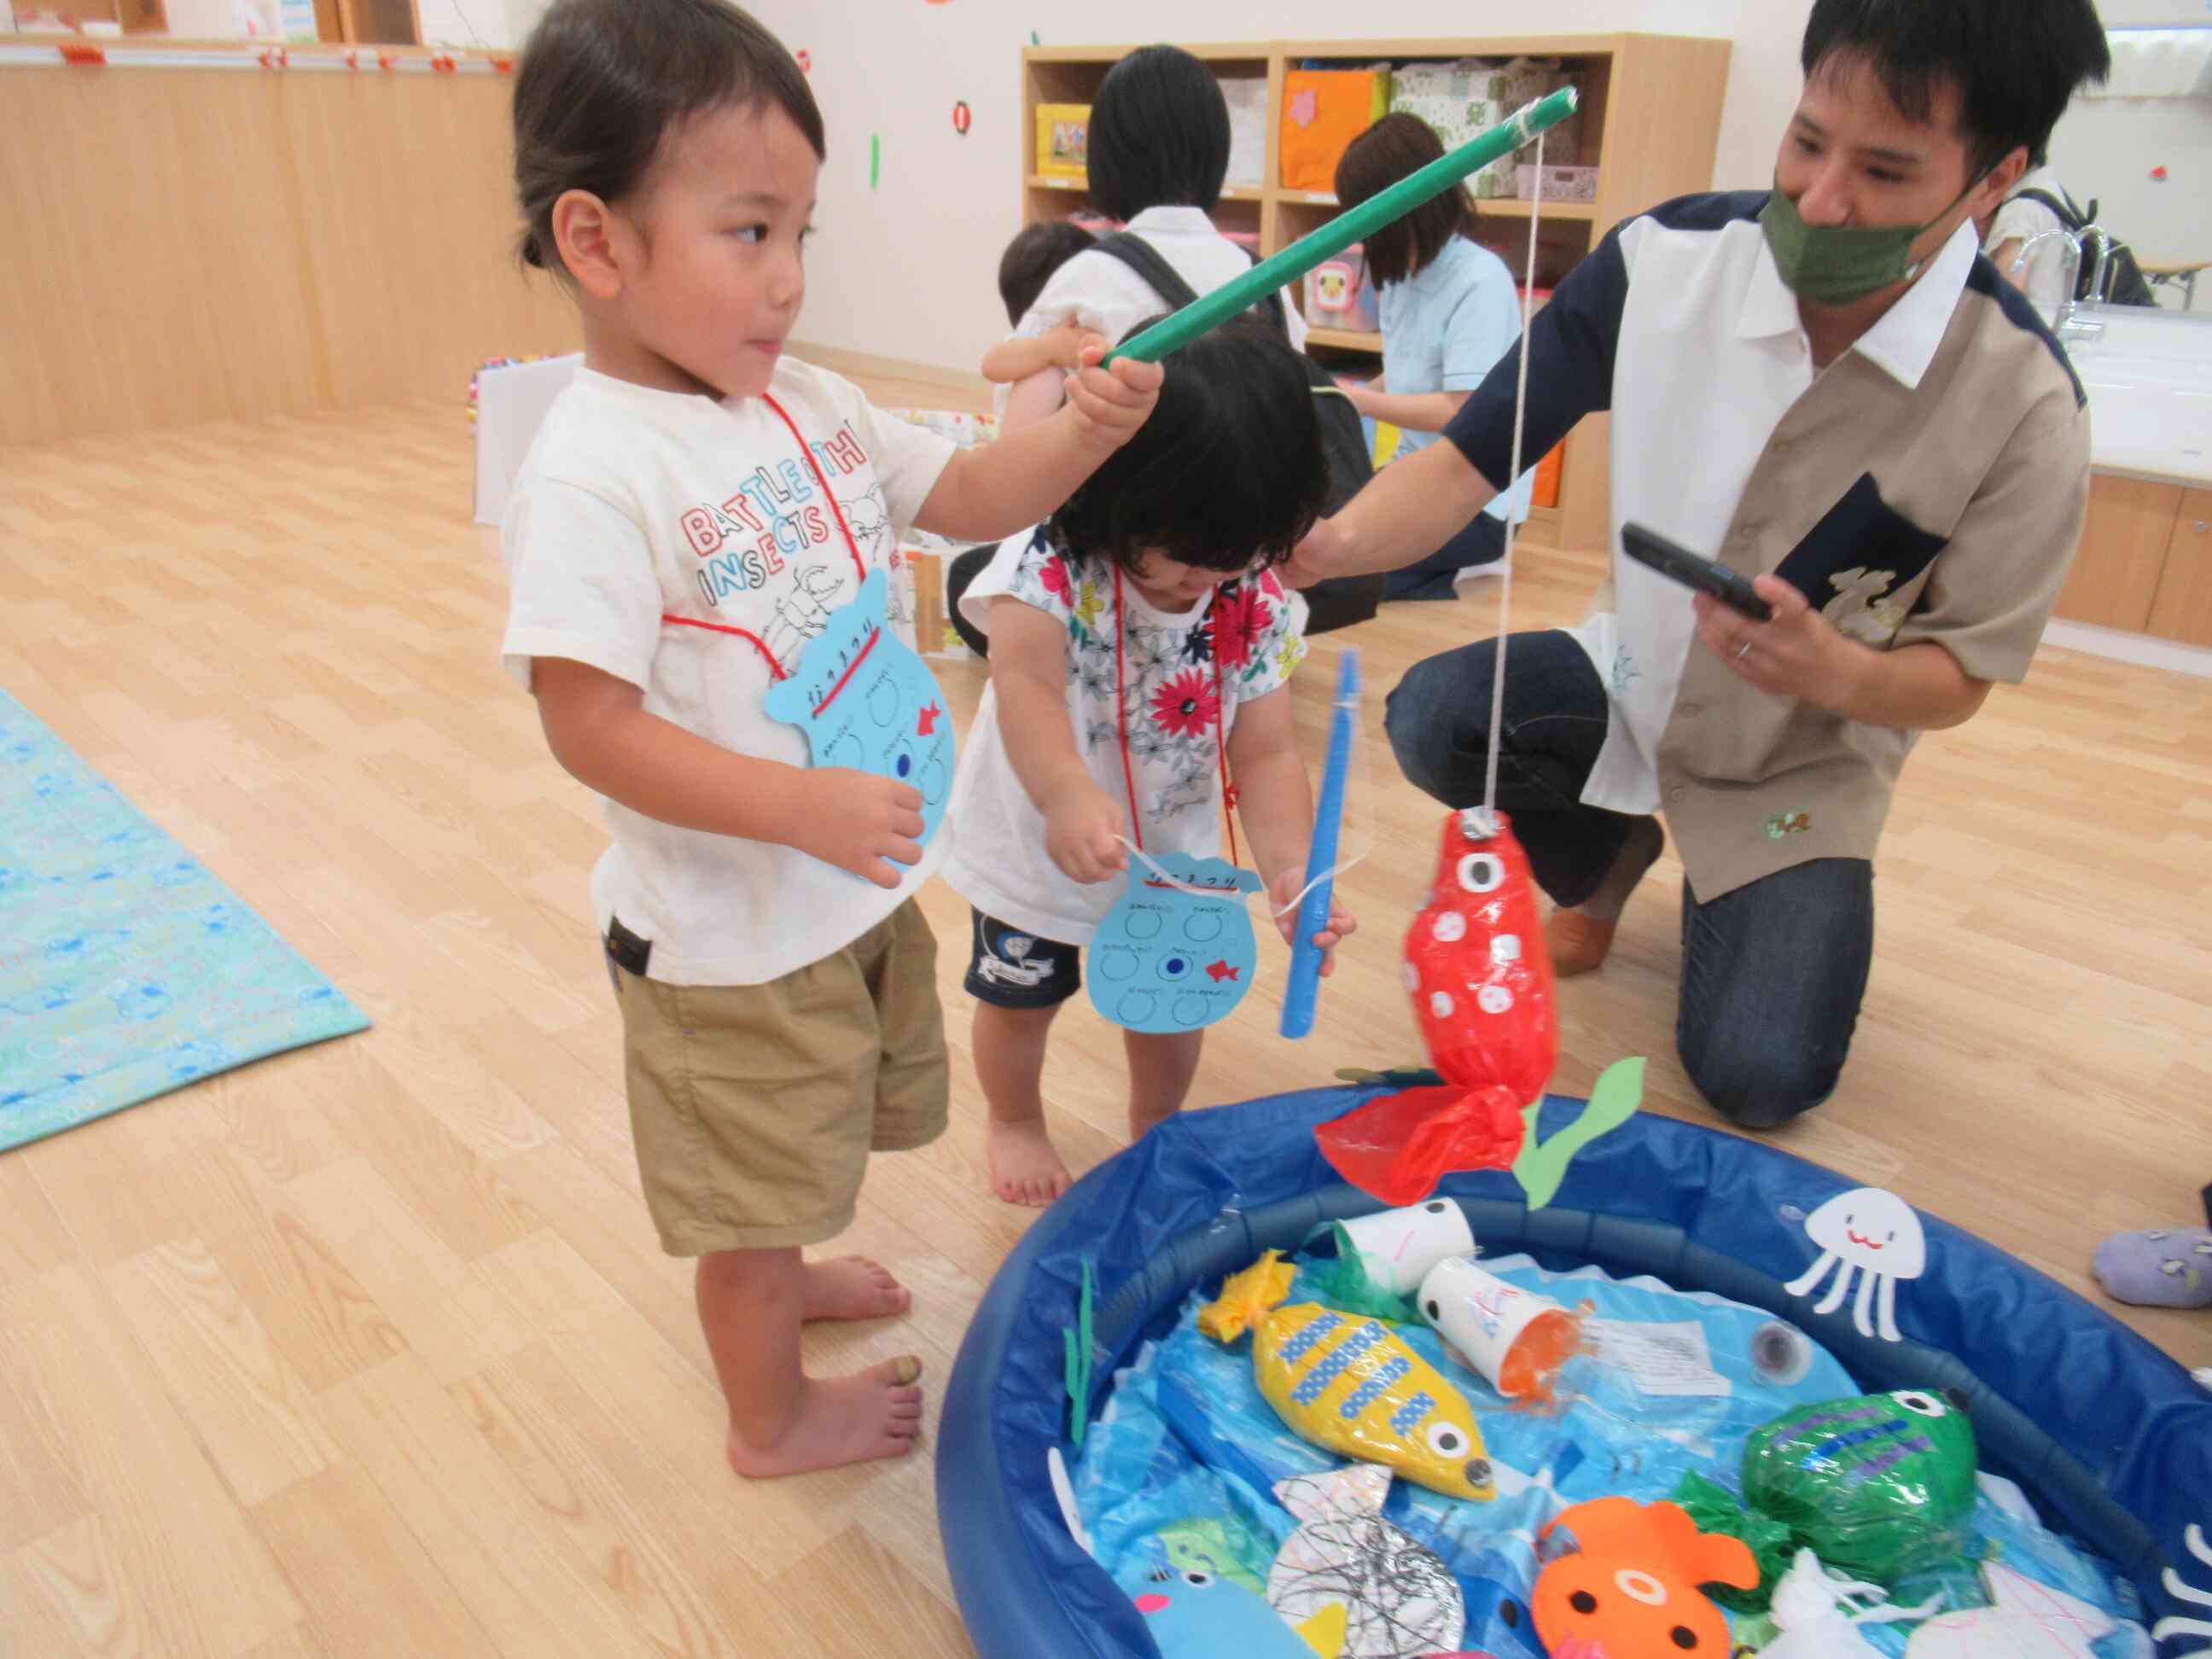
[943, 319, 1357, 1206]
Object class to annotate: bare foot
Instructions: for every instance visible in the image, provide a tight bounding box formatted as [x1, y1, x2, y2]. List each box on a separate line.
[987, 1117, 1071, 1208]
[726, 1355, 925, 1479]
[801, 1255, 911, 1323]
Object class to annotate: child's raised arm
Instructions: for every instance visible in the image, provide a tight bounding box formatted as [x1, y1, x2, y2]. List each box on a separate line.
[1226, 684, 1357, 971]
[1343, 381, 1470, 435]
[987, 597, 1128, 885]
[532, 656, 926, 888]
[916, 345, 1162, 543]
[980, 320, 1094, 386]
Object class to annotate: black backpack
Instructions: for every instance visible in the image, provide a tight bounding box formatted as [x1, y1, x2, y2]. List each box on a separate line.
[1090, 231, 1385, 635]
[2009, 186, 2159, 308]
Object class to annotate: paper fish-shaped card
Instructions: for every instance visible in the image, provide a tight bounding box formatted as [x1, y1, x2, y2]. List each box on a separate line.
[1088, 852, 1262, 1033]
[763, 568, 954, 863]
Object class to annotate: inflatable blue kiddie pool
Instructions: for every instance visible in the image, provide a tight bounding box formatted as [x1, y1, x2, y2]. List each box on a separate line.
[938, 1084, 2212, 1658]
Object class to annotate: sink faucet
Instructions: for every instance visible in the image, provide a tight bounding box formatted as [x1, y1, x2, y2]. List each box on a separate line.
[2080, 224, 2116, 308]
[2011, 228, 2098, 341]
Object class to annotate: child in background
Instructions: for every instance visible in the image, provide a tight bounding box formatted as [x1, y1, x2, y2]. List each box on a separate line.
[1333, 114, 1534, 601]
[943, 317, 1356, 1206]
[981, 219, 1098, 385]
[999, 44, 1307, 433]
[500, 0, 1160, 1477]
[952, 218, 1105, 658]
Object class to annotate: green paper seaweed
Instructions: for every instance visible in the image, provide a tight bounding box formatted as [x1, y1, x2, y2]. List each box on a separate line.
[1515, 1056, 1645, 1209]
[1062, 1258, 1097, 1448]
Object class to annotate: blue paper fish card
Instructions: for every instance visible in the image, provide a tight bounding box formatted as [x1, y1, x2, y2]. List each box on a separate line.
[763, 568, 954, 864]
[1133, 1571, 1321, 1659]
[1089, 852, 1262, 1033]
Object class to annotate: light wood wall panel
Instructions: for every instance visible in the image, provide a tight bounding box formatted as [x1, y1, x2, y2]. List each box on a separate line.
[0, 62, 579, 446]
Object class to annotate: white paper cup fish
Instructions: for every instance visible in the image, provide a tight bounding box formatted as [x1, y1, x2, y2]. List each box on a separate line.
[1339, 1198, 1476, 1295]
[1420, 1254, 1581, 1403]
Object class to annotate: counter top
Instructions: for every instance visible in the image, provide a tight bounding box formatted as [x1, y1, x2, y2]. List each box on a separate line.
[2072, 306, 2212, 490]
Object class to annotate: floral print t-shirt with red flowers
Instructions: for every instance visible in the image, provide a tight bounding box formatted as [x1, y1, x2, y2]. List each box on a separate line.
[941, 528, 1308, 947]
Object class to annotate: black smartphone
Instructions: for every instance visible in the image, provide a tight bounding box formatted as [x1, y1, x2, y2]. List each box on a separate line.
[1621, 521, 1773, 622]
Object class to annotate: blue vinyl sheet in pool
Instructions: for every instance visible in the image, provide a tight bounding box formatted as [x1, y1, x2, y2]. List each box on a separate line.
[936, 1084, 2212, 1659]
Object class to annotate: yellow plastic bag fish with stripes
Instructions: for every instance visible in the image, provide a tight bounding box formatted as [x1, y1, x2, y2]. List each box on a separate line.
[1200, 1250, 1495, 1503]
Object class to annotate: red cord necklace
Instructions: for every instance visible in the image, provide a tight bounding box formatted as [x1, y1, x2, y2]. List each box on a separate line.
[1111, 562, 1240, 867]
[659, 390, 870, 681]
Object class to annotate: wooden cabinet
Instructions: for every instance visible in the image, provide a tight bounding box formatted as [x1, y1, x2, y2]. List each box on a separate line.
[2053, 474, 2182, 632]
[2145, 489, 2212, 646]
[1017, 34, 1734, 552]
[2057, 475, 2212, 646]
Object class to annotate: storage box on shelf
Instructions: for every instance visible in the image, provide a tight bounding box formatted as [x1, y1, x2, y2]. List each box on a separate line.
[1019, 34, 1732, 550]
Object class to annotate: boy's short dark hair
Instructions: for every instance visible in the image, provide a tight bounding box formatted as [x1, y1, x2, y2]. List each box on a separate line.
[513, 0, 824, 278]
[1086, 45, 1231, 223]
[998, 220, 1097, 325]
[1048, 317, 1328, 576]
[1335, 114, 1474, 288]
[1800, 0, 2110, 182]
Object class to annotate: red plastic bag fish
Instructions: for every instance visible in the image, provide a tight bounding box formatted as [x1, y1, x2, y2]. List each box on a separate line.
[1318, 808, 1557, 1205]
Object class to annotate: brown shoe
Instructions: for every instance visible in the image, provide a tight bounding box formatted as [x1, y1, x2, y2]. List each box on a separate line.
[1546, 907, 1618, 977]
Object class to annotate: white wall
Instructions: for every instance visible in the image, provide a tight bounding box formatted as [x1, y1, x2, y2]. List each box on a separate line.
[492, 0, 2206, 369]
[738, 0, 1812, 375]
[2052, 5, 2212, 274]
[2048, 93, 2212, 273]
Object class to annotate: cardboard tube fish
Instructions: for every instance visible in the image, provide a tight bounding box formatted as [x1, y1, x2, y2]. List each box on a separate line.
[1200, 1251, 1495, 1503]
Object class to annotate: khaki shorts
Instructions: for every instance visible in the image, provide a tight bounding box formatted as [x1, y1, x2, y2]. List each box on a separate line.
[611, 899, 948, 1255]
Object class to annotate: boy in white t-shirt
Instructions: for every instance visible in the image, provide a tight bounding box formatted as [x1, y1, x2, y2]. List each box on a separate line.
[943, 318, 1355, 1207]
[500, 0, 1160, 1480]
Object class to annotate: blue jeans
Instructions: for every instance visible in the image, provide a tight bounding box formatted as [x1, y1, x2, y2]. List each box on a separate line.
[1384, 629, 1873, 1130]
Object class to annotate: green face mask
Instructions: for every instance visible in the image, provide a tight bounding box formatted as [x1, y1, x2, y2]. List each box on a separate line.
[1760, 174, 1981, 306]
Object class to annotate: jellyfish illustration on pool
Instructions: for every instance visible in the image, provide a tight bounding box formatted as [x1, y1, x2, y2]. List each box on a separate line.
[2157, 1522, 2212, 1659]
[1784, 1187, 1929, 1342]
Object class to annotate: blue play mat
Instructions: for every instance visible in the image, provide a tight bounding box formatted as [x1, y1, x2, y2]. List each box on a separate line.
[937, 1085, 2212, 1657]
[0, 688, 370, 1150]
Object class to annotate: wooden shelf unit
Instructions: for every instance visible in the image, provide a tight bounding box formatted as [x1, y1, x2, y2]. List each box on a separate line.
[1020, 33, 1733, 550]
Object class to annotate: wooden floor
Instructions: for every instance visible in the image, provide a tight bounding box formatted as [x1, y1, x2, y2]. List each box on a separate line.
[1, 380, 2208, 1657]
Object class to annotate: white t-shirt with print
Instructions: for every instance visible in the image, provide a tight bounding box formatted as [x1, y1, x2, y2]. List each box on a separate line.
[1985, 166, 2073, 320]
[499, 360, 957, 987]
[941, 531, 1307, 946]
[999, 205, 1310, 414]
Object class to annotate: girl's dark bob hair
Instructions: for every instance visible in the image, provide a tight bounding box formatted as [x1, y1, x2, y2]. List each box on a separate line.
[1049, 316, 1327, 576]
[1334, 113, 1476, 288]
